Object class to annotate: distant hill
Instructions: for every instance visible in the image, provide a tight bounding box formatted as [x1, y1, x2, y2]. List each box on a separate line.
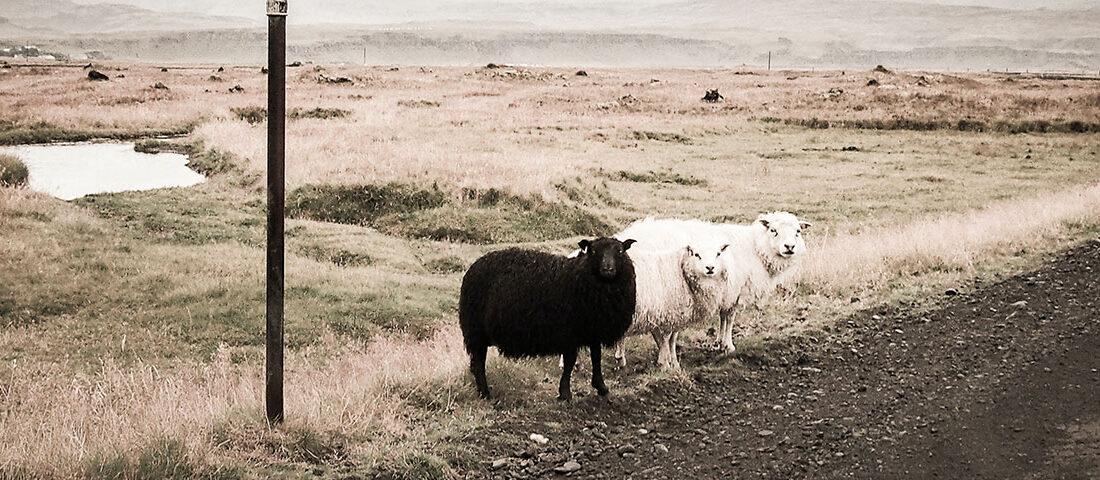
[2, 0, 1096, 71]
[0, 0, 255, 36]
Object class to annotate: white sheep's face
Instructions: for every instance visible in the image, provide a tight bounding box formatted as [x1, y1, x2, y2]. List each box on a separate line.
[757, 213, 812, 258]
[683, 243, 730, 279]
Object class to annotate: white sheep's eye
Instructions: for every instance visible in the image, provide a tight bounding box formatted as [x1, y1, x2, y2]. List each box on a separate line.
[770, 228, 777, 236]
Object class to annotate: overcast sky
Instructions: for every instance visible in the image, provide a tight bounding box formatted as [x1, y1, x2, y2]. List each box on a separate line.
[68, 0, 1096, 24]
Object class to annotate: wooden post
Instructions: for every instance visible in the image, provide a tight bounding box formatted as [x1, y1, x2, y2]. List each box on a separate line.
[265, 0, 287, 425]
[768, 51, 771, 71]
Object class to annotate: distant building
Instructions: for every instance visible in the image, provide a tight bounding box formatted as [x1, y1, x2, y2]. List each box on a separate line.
[0, 48, 12, 57]
[17, 45, 40, 57]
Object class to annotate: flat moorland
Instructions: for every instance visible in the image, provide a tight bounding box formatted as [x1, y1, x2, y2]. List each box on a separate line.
[0, 63, 1097, 478]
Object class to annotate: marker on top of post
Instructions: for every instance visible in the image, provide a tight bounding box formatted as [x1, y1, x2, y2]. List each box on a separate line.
[267, 0, 287, 15]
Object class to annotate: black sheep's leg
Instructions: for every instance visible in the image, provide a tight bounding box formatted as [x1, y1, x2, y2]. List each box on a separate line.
[469, 344, 490, 399]
[558, 349, 576, 401]
[590, 343, 609, 396]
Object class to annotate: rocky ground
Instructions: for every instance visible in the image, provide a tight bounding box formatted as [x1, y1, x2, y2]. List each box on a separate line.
[462, 240, 1100, 479]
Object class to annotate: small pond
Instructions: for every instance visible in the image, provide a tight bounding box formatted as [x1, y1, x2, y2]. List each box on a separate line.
[1, 142, 205, 201]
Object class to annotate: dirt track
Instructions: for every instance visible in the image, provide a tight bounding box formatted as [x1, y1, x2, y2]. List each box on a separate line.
[463, 240, 1100, 479]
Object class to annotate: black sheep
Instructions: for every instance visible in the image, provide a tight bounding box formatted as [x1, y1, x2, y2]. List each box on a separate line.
[459, 237, 637, 400]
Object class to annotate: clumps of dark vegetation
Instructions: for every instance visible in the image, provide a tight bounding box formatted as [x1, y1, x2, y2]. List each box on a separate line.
[632, 130, 693, 144]
[292, 107, 351, 120]
[0, 119, 193, 146]
[317, 73, 353, 84]
[152, 82, 169, 90]
[608, 169, 707, 186]
[287, 183, 611, 244]
[866, 78, 880, 86]
[228, 85, 245, 93]
[231, 106, 267, 124]
[287, 183, 448, 225]
[0, 153, 28, 187]
[231, 106, 352, 124]
[87, 70, 109, 81]
[769, 117, 1100, 133]
[134, 139, 201, 155]
[84, 437, 198, 480]
[575, 70, 588, 77]
[424, 255, 465, 274]
[397, 99, 442, 108]
[186, 150, 238, 176]
[702, 89, 724, 103]
[873, 64, 892, 74]
[298, 244, 373, 267]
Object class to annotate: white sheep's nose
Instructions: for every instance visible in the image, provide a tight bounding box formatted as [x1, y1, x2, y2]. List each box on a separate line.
[783, 244, 795, 252]
[705, 265, 715, 275]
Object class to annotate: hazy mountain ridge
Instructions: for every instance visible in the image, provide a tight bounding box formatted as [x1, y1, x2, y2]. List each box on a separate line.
[0, 0, 256, 36]
[2, 0, 1096, 71]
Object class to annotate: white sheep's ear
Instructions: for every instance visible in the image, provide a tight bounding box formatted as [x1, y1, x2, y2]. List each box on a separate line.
[799, 221, 813, 230]
[684, 245, 695, 255]
[720, 244, 730, 253]
[578, 239, 591, 253]
[622, 239, 636, 251]
[757, 217, 771, 229]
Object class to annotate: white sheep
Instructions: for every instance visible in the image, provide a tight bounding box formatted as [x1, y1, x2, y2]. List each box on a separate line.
[616, 211, 811, 352]
[615, 243, 729, 369]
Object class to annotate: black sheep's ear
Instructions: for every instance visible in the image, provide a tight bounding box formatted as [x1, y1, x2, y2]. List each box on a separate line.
[622, 239, 636, 251]
[578, 239, 591, 253]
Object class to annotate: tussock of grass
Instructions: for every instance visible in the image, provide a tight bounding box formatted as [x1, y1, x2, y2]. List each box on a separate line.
[298, 244, 374, 267]
[609, 169, 707, 186]
[397, 100, 442, 108]
[632, 130, 692, 144]
[423, 256, 465, 274]
[0, 153, 28, 187]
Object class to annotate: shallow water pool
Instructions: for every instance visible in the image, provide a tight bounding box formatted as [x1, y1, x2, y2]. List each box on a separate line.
[2, 142, 206, 201]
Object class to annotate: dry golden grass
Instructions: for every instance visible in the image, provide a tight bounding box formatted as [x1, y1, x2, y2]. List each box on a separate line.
[1, 63, 1099, 478]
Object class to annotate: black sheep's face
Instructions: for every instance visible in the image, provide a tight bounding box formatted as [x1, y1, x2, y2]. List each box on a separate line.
[578, 237, 635, 281]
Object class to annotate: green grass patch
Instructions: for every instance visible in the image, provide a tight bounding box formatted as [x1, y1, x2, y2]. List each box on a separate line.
[0, 153, 28, 187]
[84, 437, 209, 480]
[134, 139, 201, 155]
[287, 183, 449, 225]
[423, 256, 465, 274]
[287, 183, 611, 243]
[0, 119, 193, 145]
[298, 243, 374, 267]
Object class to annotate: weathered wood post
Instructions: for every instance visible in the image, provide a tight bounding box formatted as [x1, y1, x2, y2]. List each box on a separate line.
[266, 0, 287, 425]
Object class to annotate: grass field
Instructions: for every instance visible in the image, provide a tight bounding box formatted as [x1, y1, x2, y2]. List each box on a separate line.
[0, 63, 1098, 478]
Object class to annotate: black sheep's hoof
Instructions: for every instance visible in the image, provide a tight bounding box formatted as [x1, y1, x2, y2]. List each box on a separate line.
[595, 386, 609, 396]
[557, 392, 573, 402]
